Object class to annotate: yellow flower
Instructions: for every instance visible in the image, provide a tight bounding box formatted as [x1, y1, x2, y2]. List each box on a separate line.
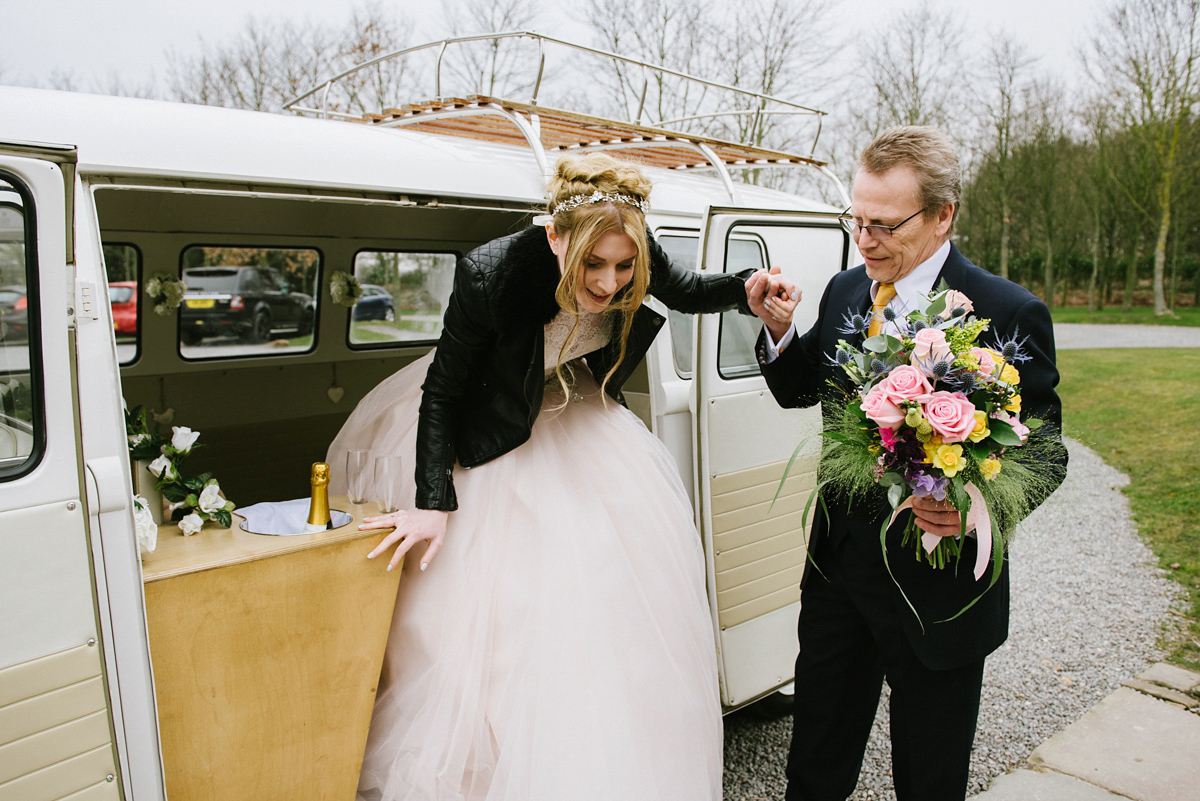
[999, 363, 1020, 385]
[929, 443, 965, 477]
[981, 457, 1002, 481]
[967, 410, 991, 443]
[1005, 393, 1022, 413]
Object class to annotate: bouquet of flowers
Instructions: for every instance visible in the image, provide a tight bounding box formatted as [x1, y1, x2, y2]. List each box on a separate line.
[144, 274, 186, 316]
[126, 406, 235, 534]
[818, 284, 1061, 587]
[329, 271, 363, 307]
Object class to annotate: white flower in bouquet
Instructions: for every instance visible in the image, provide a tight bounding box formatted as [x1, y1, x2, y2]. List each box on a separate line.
[132, 495, 157, 554]
[128, 432, 149, 447]
[147, 454, 177, 481]
[178, 512, 204, 536]
[144, 276, 162, 298]
[171, 425, 200, 453]
[330, 271, 363, 307]
[197, 482, 225, 514]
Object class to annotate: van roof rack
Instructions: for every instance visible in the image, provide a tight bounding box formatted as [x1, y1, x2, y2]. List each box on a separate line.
[284, 31, 846, 203]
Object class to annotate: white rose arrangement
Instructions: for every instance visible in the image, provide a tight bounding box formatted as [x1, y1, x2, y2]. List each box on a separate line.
[329, 271, 363, 307]
[144, 273, 186, 316]
[126, 406, 235, 536]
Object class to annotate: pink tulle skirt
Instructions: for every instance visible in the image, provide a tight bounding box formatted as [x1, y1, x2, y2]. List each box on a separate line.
[326, 353, 722, 801]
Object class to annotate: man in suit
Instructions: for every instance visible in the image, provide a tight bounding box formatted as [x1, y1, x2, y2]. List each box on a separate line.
[744, 126, 1066, 801]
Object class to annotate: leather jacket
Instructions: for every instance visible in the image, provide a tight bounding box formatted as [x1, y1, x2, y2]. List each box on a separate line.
[415, 225, 753, 510]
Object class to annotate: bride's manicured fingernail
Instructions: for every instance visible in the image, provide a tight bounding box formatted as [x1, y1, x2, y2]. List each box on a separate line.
[367, 551, 374, 558]
[420, 562, 428, 571]
[387, 564, 393, 572]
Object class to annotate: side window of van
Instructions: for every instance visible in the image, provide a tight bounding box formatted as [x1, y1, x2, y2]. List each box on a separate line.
[104, 243, 140, 365]
[656, 232, 766, 377]
[348, 250, 456, 347]
[717, 235, 767, 376]
[655, 233, 700, 376]
[178, 246, 321, 359]
[0, 176, 41, 477]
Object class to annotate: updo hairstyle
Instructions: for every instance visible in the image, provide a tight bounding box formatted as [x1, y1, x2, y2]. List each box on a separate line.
[544, 154, 653, 400]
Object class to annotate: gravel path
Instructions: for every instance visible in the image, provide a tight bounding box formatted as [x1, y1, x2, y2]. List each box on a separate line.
[722, 438, 1182, 800]
[1053, 322, 1200, 349]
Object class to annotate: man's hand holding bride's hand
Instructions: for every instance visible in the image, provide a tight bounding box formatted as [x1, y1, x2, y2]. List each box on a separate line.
[745, 266, 800, 343]
[363, 508, 449, 572]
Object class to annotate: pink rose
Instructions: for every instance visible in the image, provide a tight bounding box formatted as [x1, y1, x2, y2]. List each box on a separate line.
[910, 327, 952, 374]
[860, 385, 906, 430]
[943, 289, 974, 314]
[876, 364, 933, 404]
[970, 347, 997, 376]
[921, 391, 977, 442]
[991, 410, 1030, 442]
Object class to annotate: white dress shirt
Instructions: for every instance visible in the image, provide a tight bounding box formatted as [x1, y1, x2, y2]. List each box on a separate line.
[762, 239, 952, 361]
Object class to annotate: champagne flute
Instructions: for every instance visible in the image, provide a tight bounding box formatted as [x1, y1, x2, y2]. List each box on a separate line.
[346, 449, 370, 505]
[374, 455, 403, 514]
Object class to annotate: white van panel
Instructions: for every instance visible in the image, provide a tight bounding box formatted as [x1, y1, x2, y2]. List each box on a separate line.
[0, 503, 96, 665]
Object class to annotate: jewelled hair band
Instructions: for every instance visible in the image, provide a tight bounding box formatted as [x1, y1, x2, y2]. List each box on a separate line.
[551, 190, 649, 216]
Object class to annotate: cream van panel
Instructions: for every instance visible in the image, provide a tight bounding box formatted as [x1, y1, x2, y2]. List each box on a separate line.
[0, 642, 118, 801]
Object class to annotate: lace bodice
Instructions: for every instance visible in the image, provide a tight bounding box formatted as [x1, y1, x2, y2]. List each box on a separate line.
[543, 309, 612, 374]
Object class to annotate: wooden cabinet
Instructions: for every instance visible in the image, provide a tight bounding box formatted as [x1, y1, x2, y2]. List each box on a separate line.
[140, 499, 401, 801]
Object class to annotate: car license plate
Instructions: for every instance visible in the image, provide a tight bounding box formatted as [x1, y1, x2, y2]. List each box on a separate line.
[185, 298, 215, 309]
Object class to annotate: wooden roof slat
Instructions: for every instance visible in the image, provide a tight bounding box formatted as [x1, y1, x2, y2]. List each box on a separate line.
[366, 94, 826, 169]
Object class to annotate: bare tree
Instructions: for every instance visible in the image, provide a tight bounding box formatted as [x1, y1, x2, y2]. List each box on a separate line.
[583, 0, 715, 124]
[167, 5, 411, 116]
[853, 0, 967, 139]
[1085, 0, 1200, 315]
[440, 0, 542, 98]
[974, 34, 1035, 281]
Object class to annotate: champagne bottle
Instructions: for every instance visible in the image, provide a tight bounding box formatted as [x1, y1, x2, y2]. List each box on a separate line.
[305, 462, 333, 532]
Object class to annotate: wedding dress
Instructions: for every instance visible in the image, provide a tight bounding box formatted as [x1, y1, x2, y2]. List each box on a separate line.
[327, 309, 723, 801]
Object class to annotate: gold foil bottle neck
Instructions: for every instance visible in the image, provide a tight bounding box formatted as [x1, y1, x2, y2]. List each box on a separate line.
[307, 462, 332, 528]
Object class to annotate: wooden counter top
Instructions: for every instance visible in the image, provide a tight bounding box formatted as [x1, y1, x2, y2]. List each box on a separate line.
[140, 496, 386, 582]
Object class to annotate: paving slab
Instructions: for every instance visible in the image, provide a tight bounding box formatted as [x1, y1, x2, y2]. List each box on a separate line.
[1137, 662, 1200, 695]
[968, 769, 1130, 800]
[1122, 679, 1199, 709]
[1030, 687, 1200, 801]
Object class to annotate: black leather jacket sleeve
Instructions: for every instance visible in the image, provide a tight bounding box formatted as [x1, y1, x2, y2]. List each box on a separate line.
[414, 254, 495, 511]
[646, 233, 755, 314]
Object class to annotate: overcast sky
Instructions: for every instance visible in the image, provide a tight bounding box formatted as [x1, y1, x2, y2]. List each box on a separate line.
[1, 0, 1104, 100]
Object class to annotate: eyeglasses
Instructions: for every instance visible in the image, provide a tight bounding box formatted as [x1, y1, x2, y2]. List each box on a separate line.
[838, 207, 927, 242]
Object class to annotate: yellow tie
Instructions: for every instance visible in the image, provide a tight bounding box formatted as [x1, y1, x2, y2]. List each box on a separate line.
[867, 282, 896, 338]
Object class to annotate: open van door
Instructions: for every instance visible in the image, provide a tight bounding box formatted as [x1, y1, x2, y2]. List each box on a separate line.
[692, 207, 851, 709]
[0, 145, 164, 800]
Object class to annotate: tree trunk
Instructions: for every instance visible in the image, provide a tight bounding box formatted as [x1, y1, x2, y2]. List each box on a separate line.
[999, 194, 1010, 281]
[1122, 230, 1140, 312]
[1153, 205, 1170, 315]
[1043, 235, 1055, 310]
[1088, 209, 1100, 313]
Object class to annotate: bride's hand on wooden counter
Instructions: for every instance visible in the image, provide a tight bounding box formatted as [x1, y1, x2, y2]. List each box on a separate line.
[363, 509, 449, 572]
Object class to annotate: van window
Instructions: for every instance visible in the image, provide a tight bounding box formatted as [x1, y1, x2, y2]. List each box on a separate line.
[0, 176, 41, 478]
[348, 250, 456, 347]
[655, 233, 700, 376]
[178, 246, 321, 359]
[104, 243, 140, 365]
[656, 232, 766, 377]
[717, 235, 767, 376]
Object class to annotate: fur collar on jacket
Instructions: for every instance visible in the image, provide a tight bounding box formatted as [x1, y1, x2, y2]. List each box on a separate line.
[489, 226, 563, 334]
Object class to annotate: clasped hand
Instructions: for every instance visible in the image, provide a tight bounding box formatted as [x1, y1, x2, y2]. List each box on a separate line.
[363, 508, 449, 571]
[745, 267, 800, 343]
[910, 495, 963, 538]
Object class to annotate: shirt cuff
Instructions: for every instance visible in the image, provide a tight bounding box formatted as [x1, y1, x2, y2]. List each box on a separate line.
[762, 325, 796, 363]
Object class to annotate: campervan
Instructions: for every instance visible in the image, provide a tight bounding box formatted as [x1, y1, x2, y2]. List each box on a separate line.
[0, 34, 852, 801]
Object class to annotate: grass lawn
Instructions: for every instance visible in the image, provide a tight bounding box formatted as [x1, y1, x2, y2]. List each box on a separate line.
[1053, 305, 1200, 326]
[1056, 348, 1200, 669]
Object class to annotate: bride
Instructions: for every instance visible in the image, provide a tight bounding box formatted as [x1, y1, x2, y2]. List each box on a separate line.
[327, 153, 796, 801]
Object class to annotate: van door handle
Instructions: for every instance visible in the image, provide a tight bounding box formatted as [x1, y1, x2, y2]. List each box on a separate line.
[85, 456, 130, 514]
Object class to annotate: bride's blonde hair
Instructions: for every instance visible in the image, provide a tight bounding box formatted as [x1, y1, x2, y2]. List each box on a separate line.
[545, 154, 652, 404]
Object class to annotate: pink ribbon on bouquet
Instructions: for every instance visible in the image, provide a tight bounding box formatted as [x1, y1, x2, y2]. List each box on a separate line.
[888, 482, 992, 580]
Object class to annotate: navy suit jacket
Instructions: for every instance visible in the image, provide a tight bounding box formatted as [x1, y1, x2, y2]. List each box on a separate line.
[758, 242, 1067, 670]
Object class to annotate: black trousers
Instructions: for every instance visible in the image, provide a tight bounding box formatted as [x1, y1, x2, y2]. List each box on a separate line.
[785, 531, 985, 801]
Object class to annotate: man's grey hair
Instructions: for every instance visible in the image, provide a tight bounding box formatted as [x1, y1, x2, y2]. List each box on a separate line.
[858, 126, 961, 226]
